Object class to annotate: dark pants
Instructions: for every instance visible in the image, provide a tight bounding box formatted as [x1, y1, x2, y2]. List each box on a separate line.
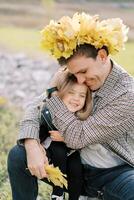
[8, 145, 134, 200]
[46, 142, 83, 199]
[8, 144, 83, 200]
[82, 163, 134, 200]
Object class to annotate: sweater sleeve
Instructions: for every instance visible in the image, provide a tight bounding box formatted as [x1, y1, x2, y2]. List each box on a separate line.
[46, 94, 134, 149]
[18, 93, 46, 143]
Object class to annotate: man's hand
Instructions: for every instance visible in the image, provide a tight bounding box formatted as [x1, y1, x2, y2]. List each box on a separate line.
[49, 130, 64, 142]
[49, 67, 68, 88]
[25, 139, 48, 179]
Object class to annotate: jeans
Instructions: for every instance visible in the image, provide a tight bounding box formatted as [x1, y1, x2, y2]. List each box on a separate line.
[8, 145, 134, 200]
[83, 163, 134, 200]
[8, 144, 83, 200]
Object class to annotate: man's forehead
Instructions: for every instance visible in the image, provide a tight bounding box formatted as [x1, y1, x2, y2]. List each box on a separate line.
[67, 64, 86, 74]
[67, 56, 91, 73]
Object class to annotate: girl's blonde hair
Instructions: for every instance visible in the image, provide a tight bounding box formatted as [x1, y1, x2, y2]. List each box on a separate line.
[55, 68, 92, 120]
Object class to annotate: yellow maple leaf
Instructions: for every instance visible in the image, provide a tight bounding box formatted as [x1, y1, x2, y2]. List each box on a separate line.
[45, 164, 67, 189]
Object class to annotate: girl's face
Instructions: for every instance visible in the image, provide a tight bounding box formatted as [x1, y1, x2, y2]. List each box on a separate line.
[62, 83, 87, 113]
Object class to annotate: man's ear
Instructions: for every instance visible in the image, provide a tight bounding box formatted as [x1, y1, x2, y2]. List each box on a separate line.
[97, 49, 108, 62]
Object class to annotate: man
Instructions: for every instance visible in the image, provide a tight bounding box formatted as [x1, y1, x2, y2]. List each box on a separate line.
[8, 13, 134, 200]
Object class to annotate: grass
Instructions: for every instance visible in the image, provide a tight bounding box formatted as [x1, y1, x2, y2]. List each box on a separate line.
[0, 104, 57, 200]
[0, 26, 41, 55]
[113, 42, 134, 76]
[0, 26, 134, 76]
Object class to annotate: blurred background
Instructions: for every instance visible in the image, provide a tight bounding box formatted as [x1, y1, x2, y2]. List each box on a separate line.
[0, 0, 134, 199]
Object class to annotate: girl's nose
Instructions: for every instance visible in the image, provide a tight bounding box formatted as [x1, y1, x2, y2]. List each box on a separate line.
[72, 94, 79, 102]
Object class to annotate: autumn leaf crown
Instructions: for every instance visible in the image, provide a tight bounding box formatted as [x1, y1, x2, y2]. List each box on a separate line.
[40, 12, 129, 59]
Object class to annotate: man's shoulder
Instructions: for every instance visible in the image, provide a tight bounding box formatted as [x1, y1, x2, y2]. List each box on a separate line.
[113, 62, 134, 92]
[96, 62, 133, 99]
[24, 93, 47, 111]
[111, 64, 134, 108]
[98, 62, 134, 107]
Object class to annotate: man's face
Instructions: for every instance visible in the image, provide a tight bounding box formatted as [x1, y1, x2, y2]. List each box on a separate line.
[67, 55, 109, 91]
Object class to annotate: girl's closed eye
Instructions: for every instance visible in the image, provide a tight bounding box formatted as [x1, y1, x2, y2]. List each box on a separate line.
[68, 90, 74, 94]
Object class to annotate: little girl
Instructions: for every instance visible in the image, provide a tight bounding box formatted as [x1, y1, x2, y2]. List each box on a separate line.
[40, 69, 92, 200]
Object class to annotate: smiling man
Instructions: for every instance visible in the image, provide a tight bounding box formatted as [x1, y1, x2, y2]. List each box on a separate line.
[67, 47, 111, 92]
[46, 43, 134, 200]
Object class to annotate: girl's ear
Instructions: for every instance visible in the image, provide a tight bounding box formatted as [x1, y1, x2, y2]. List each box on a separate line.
[97, 49, 108, 62]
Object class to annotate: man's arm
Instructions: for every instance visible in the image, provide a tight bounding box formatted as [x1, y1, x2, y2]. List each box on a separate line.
[18, 93, 46, 143]
[18, 67, 66, 143]
[18, 93, 48, 179]
[46, 93, 134, 149]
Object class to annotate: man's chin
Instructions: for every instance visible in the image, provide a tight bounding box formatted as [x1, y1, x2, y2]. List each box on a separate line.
[88, 85, 100, 92]
[88, 86, 95, 91]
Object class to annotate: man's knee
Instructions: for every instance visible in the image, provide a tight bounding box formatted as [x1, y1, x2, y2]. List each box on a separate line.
[8, 145, 26, 172]
[104, 170, 134, 200]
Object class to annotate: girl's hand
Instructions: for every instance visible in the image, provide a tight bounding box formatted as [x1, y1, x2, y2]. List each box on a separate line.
[49, 131, 64, 142]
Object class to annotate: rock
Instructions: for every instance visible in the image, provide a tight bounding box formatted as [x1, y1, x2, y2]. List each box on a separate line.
[32, 70, 51, 82]
[0, 52, 59, 107]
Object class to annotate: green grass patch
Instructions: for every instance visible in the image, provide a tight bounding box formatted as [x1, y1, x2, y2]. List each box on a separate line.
[113, 42, 134, 76]
[0, 26, 41, 54]
[0, 26, 134, 76]
[0, 105, 54, 200]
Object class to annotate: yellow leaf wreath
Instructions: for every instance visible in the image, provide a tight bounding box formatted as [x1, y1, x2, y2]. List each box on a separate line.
[40, 12, 129, 59]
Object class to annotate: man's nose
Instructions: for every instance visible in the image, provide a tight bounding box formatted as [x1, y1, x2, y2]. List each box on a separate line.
[76, 74, 86, 84]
